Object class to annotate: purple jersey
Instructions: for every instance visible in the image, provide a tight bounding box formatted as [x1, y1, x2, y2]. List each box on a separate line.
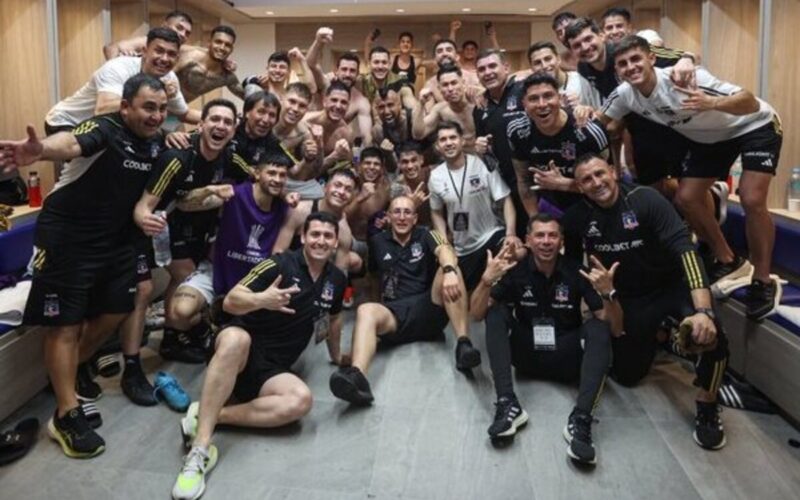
[213, 182, 288, 294]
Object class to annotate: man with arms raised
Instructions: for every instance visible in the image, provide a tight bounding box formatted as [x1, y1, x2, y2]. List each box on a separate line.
[302, 82, 355, 175]
[413, 65, 477, 152]
[103, 10, 193, 59]
[173, 25, 245, 104]
[390, 141, 432, 226]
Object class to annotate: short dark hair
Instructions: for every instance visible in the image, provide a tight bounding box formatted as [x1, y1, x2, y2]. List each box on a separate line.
[396, 141, 424, 157]
[326, 80, 351, 97]
[243, 90, 281, 115]
[360, 147, 384, 166]
[337, 52, 360, 68]
[165, 10, 193, 25]
[574, 152, 608, 172]
[527, 212, 562, 234]
[476, 48, 506, 64]
[436, 120, 463, 138]
[602, 7, 632, 24]
[256, 151, 293, 170]
[564, 17, 601, 45]
[522, 72, 560, 93]
[211, 25, 236, 42]
[552, 11, 577, 30]
[369, 46, 390, 59]
[527, 41, 558, 62]
[285, 82, 312, 101]
[376, 86, 398, 101]
[304, 211, 340, 236]
[201, 98, 237, 121]
[611, 35, 651, 61]
[268, 51, 290, 65]
[437, 63, 462, 81]
[398, 31, 414, 42]
[433, 38, 457, 54]
[329, 168, 358, 186]
[147, 27, 180, 48]
[462, 40, 479, 50]
[122, 73, 165, 102]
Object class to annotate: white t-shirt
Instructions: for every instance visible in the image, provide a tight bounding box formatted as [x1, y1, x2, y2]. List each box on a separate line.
[562, 71, 601, 109]
[45, 56, 189, 128]
[428, 154, 510, 256]
[601, 67, 776, 143]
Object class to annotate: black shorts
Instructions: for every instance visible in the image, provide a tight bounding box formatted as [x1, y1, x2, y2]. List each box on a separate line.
[626, 113, 689, 185]
[24, 242, 137, 326]
[233, 344, 294, 402]
[682, 119, 783, 179]
[169, 219, 211, 262]
[382, 292, 449, 344]
[458, 230, 505, 291]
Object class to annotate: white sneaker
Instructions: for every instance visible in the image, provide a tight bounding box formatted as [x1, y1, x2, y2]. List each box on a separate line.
[172, 445, 218, 500]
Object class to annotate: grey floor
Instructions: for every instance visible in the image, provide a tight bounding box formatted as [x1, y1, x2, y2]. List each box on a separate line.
[2, 313, 800, 500]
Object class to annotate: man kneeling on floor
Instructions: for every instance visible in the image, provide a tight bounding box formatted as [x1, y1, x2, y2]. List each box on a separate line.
[329, 196, 481, 406]
[470, 213, 614, 464]
[172, 212, 346, 500]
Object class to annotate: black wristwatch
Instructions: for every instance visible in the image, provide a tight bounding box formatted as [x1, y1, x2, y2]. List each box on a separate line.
[600, 289, 617, 301]
[695, 307, 716, 320]
[442, 265, 457, 274]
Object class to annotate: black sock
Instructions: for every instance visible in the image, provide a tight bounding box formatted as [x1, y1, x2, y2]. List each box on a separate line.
[123, 354, 141, 375]
[457, 337, 472, 345]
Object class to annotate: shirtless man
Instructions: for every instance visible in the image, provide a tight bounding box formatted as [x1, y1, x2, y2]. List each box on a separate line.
[357, 46, 416, 110]
[307, 27, 373, 145]
[421, 38, 481, 104]
[103, 10, 193, 59]
[273, 169, 359, 273]
[302, 81, 354, 175]
[413, 65, 476, 152]
[389, 141, 432, 226]
[173, 25, 245, 104]
[242, 49, 317, 100]
[345, 147, 391, 249]
[372, 87, 413, 172]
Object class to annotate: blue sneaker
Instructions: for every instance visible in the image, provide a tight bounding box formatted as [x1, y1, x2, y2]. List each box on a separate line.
[154, 371, 191, 412]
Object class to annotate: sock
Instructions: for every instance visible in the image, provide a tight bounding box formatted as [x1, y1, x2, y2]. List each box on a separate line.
[123, 353, 141, 376]
[457, 337, 472, 345]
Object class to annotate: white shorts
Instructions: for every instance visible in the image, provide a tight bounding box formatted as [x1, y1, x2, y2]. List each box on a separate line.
[179, 260, 215, 305]
[285, 178, 324, 200]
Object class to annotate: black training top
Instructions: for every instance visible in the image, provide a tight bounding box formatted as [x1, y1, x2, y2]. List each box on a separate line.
[507, 113, 609, 211]
[368, 225, 447, 301]
[473, 76, 526, 186]
[578, 43, 686, 100]
[37, 113, 167, 248]
[491, 254, 603, 333]
[228, 123, 283, 175]
[230, 248, 346, 361]
[561, 183, 708, 298]
[391, 54, 417, 85]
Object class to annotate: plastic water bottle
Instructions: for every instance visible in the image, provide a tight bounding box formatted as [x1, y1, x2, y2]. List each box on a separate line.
[728, 157, 743, 196]
[789, 167, 800, 212]
[27, 171, 42, 207]
[152, 210, 172, 267]
[352, 137, 363, 166]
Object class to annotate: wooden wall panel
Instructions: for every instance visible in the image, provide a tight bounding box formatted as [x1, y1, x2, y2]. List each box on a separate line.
[661, 0, 702, 55]
[633, 7, 661, 31]
[57, 0, 106, 98]
[767, 0, 800, 209]
[0, 0, 56, 194]
[110, 0, 148, 41]
[705, 0, 760, 93]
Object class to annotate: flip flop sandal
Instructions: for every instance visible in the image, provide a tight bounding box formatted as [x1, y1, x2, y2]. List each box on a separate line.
[80, 402, 103, 429]
[0, 418, 39, 466]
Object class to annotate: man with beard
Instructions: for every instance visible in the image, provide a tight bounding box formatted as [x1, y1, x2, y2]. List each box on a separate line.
[173, 25, 245, 104]
[372, 87, 413, 172]
[302, 82, 354, 175]
[357, 46, 416, 109]
[103, 10, 193, 59]
[420, 38, 480, 105]
[508, 73, 609, 217]
[241, 49, 317, 100]
[307, 28, 373, 145]
[413, 65, 477, 152]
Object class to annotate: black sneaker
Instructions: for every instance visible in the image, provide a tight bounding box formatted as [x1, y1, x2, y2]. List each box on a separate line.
[487, 396, 529, 438]
[455, 339, 481, 370]
[329, 366, 374, 405]
[120, 365, 158, 406]
[693, 401, 726, 450]
[709, 255, 752, 284]
[745, 279, 782, 321]
[47, 406, 105, 459]
[563, 408, 596, 464]
[159, 328, 206, 364]
[76, 362, 102, 402]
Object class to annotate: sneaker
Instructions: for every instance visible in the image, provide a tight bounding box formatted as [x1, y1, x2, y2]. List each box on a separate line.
[160, 329, 206, 364]
[709, 255, 752, 285]
[693, 401, 726, 450]
[455, 339, 481, 370]
[717, 375, 777, 414]
[93, 353, 121, 378]
[710, 181, 729, 226]
[745, 278, 782, 321]
[487, 396, 528, 438]
[121, 366, 158, 406]
[342, 285, 355, 309]
[155, 371, 191, 412]
[180, 402, 199, 449]
[76, 362, 102, 402]
[47, 406, 105, 459]
[563, 408, 596, 464]
[329, 366, 374, 405]
[172, 445, 218, 500]
[145, 300, 166, 331]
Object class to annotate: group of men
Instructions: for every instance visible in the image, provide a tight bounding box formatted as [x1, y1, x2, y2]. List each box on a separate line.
[0, 6, 785, 500]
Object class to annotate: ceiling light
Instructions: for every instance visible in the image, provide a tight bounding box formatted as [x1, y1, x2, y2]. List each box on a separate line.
[330, 8, 339, 13]
[265, 10, 274, 15]
[396, 8, 405, 12]
[528, 8, 537, 12]
[462, 8, 472, 12]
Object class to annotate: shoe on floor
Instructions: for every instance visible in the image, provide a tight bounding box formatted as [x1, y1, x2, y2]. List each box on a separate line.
[745, 278, 782, 321]
[0, 418, 39, 466]
[455, 339, 481, 370]
[180, 402, 199, 450]
[47, 406, 105, 459]
[329, 366, 374, 405]
[76, 362, 102, 402]
[172, 445, 218, 500]
[694, 401, 726, 450]
[487, 395, 528, 439]
[155, 371, 191, 412]
[121, 366, 158, 406]
[93, 353, 121, 378]
[563, 408, 596, 465]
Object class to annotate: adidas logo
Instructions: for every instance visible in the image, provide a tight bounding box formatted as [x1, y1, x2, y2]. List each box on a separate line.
[530, 147, 540, 153]
[522, 289, 534, 298]
[761, 158, 773, 167]
[383, 253, 392, 261]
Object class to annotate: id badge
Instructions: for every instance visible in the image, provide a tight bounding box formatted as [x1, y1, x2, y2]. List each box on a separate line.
[313, 314, 330, 344]
[532, 317, 556, 351]
[453, 212, 469, 232]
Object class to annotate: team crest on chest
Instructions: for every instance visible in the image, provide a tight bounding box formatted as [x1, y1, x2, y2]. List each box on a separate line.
[321, 280, 335, 301]
[150, 142, 160, 158]
[44, 294, 60, 317]
[622, 210, 639, 230]
[469, 176, 481, 188]
[555, 283, 569, 302]
[561, 141, 576, 160]
[411, 242, 423, 259]
[507, 96, 517, 110]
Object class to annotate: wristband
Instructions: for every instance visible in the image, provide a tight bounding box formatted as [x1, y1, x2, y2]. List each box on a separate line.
[695, 307, 716, 320]
[600, 289, 617, 301]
